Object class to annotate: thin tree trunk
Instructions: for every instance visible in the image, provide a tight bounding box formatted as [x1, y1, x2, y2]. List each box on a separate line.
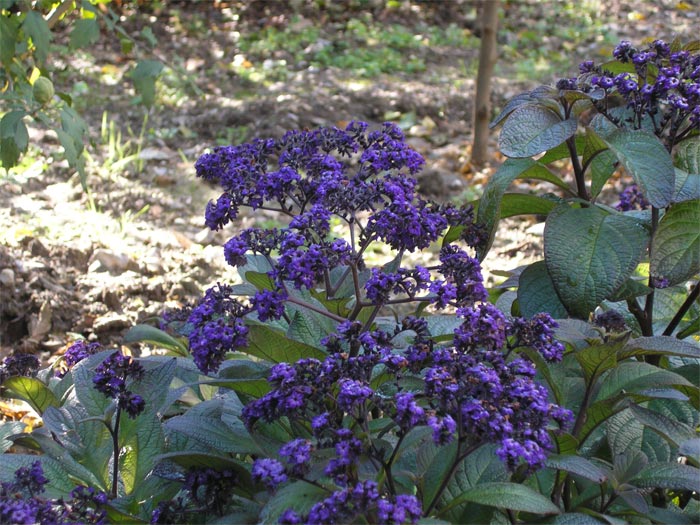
[471, 0, 500, 167]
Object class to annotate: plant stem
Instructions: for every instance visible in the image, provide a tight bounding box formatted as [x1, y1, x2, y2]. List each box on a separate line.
[109, 408, 122, 499]
[567, 137, 589, 202]
[285, 295, 346, 323]
[664, 281, 700, 337]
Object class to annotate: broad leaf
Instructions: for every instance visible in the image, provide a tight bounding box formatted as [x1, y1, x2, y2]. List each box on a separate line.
[245, 323, 326, 363]
[1, 376, 58, 415]
[124, 324, 189, 356]
[604, 130, 675, 208]
[628, 403, 695, 447]
[499, 193, 558, 218]
[629, 463, 700, 492]
[490, 85, 559, 129]
[545, 454, 608, 483]
[440, 482, 561, 516]
[499, 105, 576, 158]
[517, 261, 569, 318]
[620, 336, 700, 360]
[23, 10, 51, 64]
[544, 205, 649, 318]
[574, 341, 620, 384]
[70, 18, 100, 49]
[436, 444, 509, 523]
[679, 438, 700, 464]
[0, 421, 24, 453]
[130, 59, 164, 108]
[650, 199, 700, 286]
[259, 481, 328, 524]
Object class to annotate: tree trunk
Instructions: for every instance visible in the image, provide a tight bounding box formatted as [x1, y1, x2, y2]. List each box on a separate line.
[471, 0, 500, 167]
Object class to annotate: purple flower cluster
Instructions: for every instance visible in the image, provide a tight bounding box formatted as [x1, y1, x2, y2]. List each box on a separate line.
[55, 340, 101, 378]
[186, 283, 251, 374]
[279, 481, 422, 525]
[558, 39, 700, 144]
[252, 458, 288, 491]
[93, 351, 145, 419]
[616, 184, 650, 212]
[0, 462, 106, 525]
[0, 353, 39, 384]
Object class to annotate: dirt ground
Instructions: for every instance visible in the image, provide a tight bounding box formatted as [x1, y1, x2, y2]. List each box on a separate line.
[0, 0, 697, 361]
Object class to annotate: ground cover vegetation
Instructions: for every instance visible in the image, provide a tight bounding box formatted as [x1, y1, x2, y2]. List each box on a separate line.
[1, 1, 699, 524]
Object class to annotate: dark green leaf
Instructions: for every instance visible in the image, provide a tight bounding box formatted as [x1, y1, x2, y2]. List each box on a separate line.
[70, 18, 100, 49]
[517, 261, 569, 318]
[0, 421, 25, 453]
[545, 454, 608, 483]
[245, 270, 276, 291]
[589, 150, 618, 199]
[259, 481, 328, 523]
[474, 158, 564, 259]
[437, 444, 509, 524]
[499, 105, 576, 158]
[604, 130, 675, 209]
[675, 138, 700, 175]
[1, 376, 58, 414]
[245, 323, 326, 363]
[620, 336, 700, 360]
[673, 168, 700, 203]
[677, 316, 700, 339]
[0, 16, 18, 67]
[124, 324, 189, 356]
[679, 438, 700, 464]
[498, 193, 558, 218]
[118, 412, 165, 495]
[629, 463, 700, 492]
[490, 85, 558, 129]
[544, 205, 649, 318]
[650, 199, 700, 286]
[130, 59, 164, 108]
[575, 341, 620, 384]
[23, 11, 51, 64]
[606, 277, 651, 302]
[156, 452, 251, 483]
[441, 482, 561, 515]
[551, 513, 606, 524]
[628, 403, 695, 447]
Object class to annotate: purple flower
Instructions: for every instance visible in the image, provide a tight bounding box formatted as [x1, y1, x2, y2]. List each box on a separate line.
[252, 289, 287, 321]
[617, 184, 649, 211]
[427, 414, 456, 445]
[93, 351, 145, 419]
[0, 354, 39, 384]
[512, 313, 565, 362]
[454, 303, 509, 351]
[279, 439, 313, 477]
[187, 284, 250, 374]
[336, 378, 374, 411]
[594, 309, 627, 333]
[56, 340, 101, 378]
[393, 392, 426, 431]
[252, 459, 288, 490]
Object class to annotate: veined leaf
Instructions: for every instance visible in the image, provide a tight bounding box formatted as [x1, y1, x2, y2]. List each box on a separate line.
[604, 130, 675, 209]
[517, 261, 569, 319]
[23, 10, 51, 64]
[544, 205, 649, 318]
[628, 403, 695, 447]
[259, 481, 329, 524]
[499, 105, 576, 159]
[545, 454, 607, 483]
[630, 463, 700, 492]
[1, 376, 58, 415]
[245, 323, 326, 363]
[620, 336, 700, 360]
[439, 482, 560, 516]
[124, 324, 189, 356]
[650, 199, 700, 286]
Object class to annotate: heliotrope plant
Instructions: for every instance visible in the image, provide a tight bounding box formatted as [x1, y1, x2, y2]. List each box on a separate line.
[0, 41, 698, 525]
